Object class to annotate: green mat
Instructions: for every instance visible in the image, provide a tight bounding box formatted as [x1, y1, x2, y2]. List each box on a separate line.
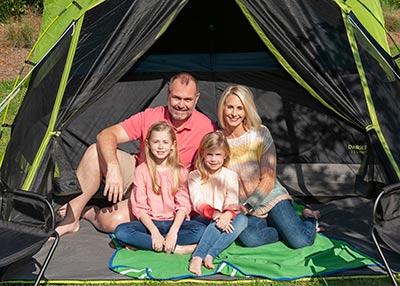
[109, 234, 378, 280]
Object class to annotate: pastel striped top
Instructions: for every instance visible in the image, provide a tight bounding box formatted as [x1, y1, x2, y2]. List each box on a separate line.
[226, 125, 291, 218]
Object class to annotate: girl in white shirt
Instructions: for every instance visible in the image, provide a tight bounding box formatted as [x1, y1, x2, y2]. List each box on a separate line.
[188, 131, 248, 276]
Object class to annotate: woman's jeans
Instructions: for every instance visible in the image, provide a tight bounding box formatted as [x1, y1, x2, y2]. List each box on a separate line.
[114, 219, 206, 251]
[237, 200, 317, 249]
[192, 213, 248, 259]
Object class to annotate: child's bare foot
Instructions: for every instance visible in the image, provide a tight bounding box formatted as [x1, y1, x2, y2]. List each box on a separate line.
[189, 256, 203, 276]
[174, 244, 197, 254]
[203, 255, 215, 270]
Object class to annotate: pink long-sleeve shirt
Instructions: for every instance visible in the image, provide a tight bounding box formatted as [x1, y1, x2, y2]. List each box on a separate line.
[130, 163, 192, 221]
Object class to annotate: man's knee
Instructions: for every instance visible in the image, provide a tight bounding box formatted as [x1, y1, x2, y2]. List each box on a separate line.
[85, 143, 99, 159]
[98, 203, 131, 232]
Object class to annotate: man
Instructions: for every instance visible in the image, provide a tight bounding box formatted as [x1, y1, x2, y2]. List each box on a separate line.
[56, 73, 216, 236]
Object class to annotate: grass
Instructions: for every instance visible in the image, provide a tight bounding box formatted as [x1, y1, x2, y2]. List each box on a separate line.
[1, 276, 397, 286]
[0, 80, 25, 156]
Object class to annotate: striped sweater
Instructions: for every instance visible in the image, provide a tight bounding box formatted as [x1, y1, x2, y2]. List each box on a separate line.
[227, 125, 291, 218]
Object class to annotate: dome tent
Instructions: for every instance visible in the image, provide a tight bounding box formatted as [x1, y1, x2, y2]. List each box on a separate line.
[0, 0, 399, 283]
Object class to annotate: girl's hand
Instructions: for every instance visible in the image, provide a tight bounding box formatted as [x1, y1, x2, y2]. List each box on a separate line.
[164, 231, 178, 254]
[151, 232, 165, 252]
[215, 212, 234, 233]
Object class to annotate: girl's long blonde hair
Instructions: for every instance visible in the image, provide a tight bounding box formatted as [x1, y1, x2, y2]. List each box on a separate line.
[217, 85, 262, 131]
[195, 131, 230, 183]
[145, 121, 182, 195]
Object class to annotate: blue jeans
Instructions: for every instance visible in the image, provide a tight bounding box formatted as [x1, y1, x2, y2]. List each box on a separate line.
[114, 219, 206, 251]
[237, 200, 317, 249]
[192, 213, 248, 259]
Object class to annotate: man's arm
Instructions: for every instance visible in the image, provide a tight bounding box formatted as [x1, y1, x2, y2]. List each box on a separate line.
[96, 124, 130, 203]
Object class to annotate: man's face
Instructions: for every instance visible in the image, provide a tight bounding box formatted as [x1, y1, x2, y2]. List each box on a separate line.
[167, 80, 199, 125]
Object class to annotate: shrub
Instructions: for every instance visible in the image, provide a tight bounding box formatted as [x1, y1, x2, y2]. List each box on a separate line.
[381, 0, 400, 10]
[0, 0, 42, 23]
[5, 21, 35, 48]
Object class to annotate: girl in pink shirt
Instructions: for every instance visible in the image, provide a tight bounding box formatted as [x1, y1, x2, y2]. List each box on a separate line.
[114, 121, 205, 254]
[188, 132, 248, 276]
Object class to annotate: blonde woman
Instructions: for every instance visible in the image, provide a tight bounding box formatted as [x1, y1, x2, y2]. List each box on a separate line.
[114, 121, 205, 254]
[218, 85, 320, 249]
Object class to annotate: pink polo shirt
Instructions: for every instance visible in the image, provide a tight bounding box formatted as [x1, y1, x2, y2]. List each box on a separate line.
[120, 106, 216, 170]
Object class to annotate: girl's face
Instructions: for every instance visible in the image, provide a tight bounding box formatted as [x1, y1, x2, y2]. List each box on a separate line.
[223, 94, 246, 130]
[147, 130, 174, 162]
[203, 147, 226, 174]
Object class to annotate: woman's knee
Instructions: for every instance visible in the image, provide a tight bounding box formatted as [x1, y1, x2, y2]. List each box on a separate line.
[233, 214, 248, 231]
[237, 227, 262, 247]
[285, 235, 315, 249]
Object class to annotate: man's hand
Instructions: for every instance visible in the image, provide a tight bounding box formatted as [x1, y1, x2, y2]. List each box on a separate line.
[104, 162, 124, 203]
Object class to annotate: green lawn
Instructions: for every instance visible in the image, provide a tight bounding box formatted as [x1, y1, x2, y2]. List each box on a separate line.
[0, 80, 25, 156]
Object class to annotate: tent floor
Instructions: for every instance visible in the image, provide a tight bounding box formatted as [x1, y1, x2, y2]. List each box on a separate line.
[1, 196, 399, 283]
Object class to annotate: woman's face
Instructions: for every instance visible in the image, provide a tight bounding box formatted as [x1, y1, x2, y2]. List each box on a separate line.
[223, 94, 246, 130]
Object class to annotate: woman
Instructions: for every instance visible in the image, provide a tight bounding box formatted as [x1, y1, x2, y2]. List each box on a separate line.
[217, 85, 320, 249]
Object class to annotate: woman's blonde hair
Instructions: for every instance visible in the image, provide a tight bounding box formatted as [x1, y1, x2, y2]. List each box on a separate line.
[145, 121, 182, 194]
[195, 131, 230, 182]
[217, 85, 262, 131]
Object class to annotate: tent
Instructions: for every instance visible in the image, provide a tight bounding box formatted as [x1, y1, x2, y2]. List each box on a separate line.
[0, 0, 399, 283]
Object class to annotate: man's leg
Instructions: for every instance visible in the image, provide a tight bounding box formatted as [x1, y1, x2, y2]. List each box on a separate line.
[55, 144, 104, 236]
[81, 149, 136, 233]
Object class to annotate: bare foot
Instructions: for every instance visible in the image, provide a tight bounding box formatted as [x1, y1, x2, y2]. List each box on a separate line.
[125, 245, 138, 251]
[55, 214, 80, 237]
[302, 208, 320, 220]
[55, 203, 82, 236]
[56, 204, 67, 219]
[189, 256, 203, 276]
[174, 244, 197, 254]
[203, 255, 215, 270]
[81, 205, 100, 221]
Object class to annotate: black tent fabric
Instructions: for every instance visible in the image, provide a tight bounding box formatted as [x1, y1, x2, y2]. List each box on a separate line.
[0, 0, 400, 282]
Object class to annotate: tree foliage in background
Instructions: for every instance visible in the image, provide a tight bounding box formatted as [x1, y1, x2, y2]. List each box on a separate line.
[0, 0, 43, 23]
[381, 0, 400, 9]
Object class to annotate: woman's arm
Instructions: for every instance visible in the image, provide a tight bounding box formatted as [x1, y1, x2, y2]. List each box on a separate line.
[243, 131, 277, 211]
